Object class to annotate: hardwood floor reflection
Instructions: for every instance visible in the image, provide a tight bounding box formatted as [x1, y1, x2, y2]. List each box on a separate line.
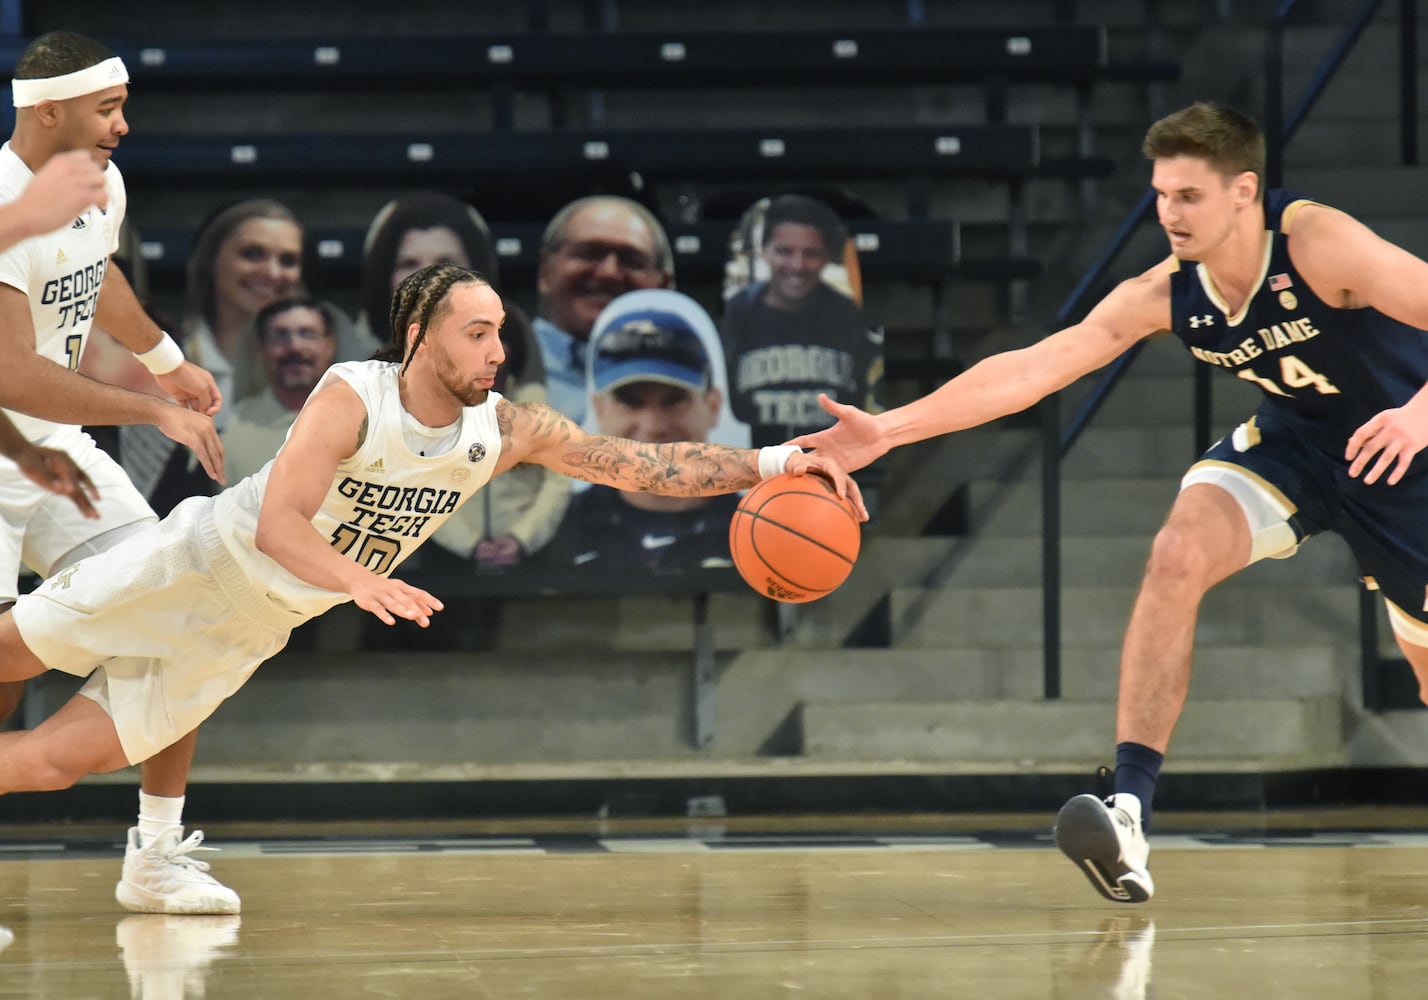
[0, 819, 1426, 998]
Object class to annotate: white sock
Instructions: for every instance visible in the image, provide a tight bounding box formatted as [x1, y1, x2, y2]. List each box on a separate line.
[137, 792, 185, 845]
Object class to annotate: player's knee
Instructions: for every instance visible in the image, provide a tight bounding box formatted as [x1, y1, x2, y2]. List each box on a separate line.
[4, 741, 89, 792]
[1143, 523, 1217, 592]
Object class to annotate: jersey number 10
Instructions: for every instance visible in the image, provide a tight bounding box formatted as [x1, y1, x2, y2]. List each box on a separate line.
[329, 523, 402, 575]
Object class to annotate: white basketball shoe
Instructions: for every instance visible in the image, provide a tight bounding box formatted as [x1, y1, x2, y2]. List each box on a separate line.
[115, 827, 242, 915]
[1055, 793, 1154, 903]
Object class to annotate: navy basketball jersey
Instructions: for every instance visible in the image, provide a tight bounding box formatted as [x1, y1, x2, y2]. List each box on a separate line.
[1170, 189, 1428, 459]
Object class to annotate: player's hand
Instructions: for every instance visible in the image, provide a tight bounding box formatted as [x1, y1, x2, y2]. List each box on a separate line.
[1345, 403, 1428, 485]
[15, 150, 108, 236]
[154, 404, 226, 486]
[350, 575, 445, 627]
[786, 394, 888, 474]
[154, 360, 223, 417]
[785, 450, 869, 522]
[15, 444, 100, 519]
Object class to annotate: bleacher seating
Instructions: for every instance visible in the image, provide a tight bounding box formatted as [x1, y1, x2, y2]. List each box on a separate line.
[114, 124, 1094, 185]
[16, 20, 1174, 323]
[0, 25, 1176, 112]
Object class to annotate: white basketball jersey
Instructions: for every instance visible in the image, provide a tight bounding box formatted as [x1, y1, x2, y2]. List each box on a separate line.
[0, 142, 125, 443]
[212, 360, 504, 618]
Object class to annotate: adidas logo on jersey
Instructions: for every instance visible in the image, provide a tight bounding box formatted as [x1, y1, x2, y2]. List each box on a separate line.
[364, 457, 385, 474]
[54, 249, 68, 265]
[71, 215, 88, 231]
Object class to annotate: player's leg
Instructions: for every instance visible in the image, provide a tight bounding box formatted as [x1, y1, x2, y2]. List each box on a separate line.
[1057, 441, 1307, 903]
[116, 725, 238, 916]
[28, 448, 237, 916]
[0, 467, 53, 725]
[1116, 482, 1253, 754]
[0, 692, 129, 793]
[0, 597, 43, 714]
[1391, 621, 1428, 705]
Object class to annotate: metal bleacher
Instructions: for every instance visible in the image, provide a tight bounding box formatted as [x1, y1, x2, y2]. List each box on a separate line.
[50, 18, 1180, 359]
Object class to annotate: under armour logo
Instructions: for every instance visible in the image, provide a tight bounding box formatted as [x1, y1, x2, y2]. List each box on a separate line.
[1188, 315, 1215, 328]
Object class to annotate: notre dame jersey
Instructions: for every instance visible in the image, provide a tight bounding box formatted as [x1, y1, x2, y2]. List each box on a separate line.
[1170, 189, 1428, 463]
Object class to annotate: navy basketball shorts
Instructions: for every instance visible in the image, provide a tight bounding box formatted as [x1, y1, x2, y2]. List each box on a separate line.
[1186, 408, 1428, 635]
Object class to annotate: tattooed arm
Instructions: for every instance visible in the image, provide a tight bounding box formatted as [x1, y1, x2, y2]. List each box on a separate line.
[494, 398, 867, 517]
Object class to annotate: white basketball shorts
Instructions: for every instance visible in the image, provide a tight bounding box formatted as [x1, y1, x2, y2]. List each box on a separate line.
[0, 426, 156, 599]
[12, 497, 303, 764]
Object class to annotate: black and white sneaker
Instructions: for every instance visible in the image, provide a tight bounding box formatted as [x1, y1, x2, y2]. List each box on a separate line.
[1055, 793, 1154, 903]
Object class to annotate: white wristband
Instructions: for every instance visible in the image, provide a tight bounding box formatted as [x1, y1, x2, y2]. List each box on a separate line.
[133, 332, 184, 375]
[758, 445, 801, 479]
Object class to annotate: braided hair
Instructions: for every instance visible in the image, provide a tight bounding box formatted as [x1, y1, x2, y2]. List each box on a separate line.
[375, 263, 488, 374]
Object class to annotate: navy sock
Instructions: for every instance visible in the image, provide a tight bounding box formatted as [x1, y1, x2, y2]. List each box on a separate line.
[1114, 741, 1164, 830]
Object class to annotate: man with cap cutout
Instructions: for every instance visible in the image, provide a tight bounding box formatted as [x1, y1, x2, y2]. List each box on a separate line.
[539, 290, 740, 573]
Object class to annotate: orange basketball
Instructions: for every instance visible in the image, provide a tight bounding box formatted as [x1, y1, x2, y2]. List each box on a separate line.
[729, 472, 862, 603]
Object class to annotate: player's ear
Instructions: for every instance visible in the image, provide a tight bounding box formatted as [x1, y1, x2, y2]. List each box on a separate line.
[404, 321, 421, 355]
[1234, 170, 1259, 206]
[29, 100, 62, 128]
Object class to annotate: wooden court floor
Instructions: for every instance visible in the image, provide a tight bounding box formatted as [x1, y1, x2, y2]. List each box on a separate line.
[1, 812, 1427, 998]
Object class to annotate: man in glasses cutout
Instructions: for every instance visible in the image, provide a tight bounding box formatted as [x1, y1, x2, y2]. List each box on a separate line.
[533, 196, 674, 425]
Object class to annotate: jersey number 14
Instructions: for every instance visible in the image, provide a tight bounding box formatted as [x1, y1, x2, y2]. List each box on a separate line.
[1237, 355, 1341, 396]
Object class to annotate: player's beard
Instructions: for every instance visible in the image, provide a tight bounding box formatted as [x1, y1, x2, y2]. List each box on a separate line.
[434, 351, 489, 407]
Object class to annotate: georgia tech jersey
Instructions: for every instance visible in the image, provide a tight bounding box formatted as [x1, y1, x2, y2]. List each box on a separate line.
[212, 360, 503, 618]
[0, 142, 125, 443]
[1170, 189, 1428, 462]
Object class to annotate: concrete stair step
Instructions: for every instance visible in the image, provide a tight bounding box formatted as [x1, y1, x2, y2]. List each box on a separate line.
[1057, 372, 1261, 429]
[971, 477, 1181, 536]
[1062, 368, 1262, 428]
[890, 580, 1364, 648]
[1056, 425, 1224, 478]
[938, 532, 1358, 587]
[799, 695, 1346, 763]
[713, 643, 1341, 724]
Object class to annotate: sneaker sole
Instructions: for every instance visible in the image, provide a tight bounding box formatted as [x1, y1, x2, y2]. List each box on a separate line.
[1054, 796, 1153, 904]
[116, 880, 241, 915]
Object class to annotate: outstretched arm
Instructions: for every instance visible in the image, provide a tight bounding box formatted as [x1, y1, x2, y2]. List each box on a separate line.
[255, 377, 444, 626]
[496, 398, 868, 519]
[788, 262, 1175, 471]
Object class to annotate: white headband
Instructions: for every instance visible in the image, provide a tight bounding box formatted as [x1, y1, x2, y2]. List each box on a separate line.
[11, 56, 128, 108]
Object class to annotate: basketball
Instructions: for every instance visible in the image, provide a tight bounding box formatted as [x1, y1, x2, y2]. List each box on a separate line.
[729, 472, 862, 603]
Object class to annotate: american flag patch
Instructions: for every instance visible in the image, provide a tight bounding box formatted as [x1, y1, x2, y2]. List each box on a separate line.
[1269, 272, 1293, 291]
